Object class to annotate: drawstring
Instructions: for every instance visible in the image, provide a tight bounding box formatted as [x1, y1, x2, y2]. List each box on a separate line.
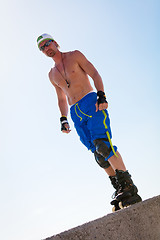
[102, 110, 118, 158]
[75, 104, 82, 121]
[74, 103, 92, 121]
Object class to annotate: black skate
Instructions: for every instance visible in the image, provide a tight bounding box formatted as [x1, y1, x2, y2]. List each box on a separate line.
[110, 170, 142, 211]
[109, 175, 121, 212]
[118, 192, 142, 209]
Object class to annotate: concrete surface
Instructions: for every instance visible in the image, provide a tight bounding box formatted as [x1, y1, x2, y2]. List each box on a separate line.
[45, 195, 160, 240]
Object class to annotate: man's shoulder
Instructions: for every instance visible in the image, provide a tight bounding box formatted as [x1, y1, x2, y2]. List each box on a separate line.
[48, 67, 54, 76]
[48, 67, 56, 80]
[66, 50, 82, 57]
[66, 50, 84, 61]
[72, 50, 82, 55]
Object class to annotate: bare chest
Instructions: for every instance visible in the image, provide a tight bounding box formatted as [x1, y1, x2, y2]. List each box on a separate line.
[53, 57, 81, 88]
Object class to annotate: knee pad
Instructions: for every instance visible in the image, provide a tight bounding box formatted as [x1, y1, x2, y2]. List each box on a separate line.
[93, 138, 112, 159]
[94, 151, 111, 169]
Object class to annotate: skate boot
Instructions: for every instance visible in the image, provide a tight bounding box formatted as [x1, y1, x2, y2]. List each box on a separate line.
[109, 175, 121, 211]
[112, 169, 142, 210]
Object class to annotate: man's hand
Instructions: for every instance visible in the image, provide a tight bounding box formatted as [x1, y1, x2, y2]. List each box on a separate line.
[96, 101, 108, 112]
[95, 91, 108, 112]
[62, 123, 71, 134]
[60, 116, 71, 134]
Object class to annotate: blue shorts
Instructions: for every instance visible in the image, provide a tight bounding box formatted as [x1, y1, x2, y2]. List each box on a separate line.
[70, 92, 117, 160]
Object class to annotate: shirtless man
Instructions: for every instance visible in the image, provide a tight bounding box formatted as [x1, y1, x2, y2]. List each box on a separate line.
[37, 33, 141, 211]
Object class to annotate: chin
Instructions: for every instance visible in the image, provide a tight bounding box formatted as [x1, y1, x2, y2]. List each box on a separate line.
[47, 50, 56, 57]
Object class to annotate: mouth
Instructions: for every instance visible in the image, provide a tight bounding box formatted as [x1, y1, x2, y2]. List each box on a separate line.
[46, 49, 56, 57]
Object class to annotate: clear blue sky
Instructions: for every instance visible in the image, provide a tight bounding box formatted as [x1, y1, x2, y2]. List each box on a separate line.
[0, 0, 160, 240]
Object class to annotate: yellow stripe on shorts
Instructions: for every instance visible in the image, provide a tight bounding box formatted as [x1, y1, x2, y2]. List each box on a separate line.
[102, 110, 118, 158]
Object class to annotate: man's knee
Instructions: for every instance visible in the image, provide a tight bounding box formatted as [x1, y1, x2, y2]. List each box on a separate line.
[94, 151, 111, 169]
[93, 138, 112, 159]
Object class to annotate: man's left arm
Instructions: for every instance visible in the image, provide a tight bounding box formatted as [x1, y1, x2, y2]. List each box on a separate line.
[76, 50, 108, 111]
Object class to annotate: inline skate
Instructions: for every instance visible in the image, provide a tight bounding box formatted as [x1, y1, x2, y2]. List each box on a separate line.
[110, 169, 142, 211]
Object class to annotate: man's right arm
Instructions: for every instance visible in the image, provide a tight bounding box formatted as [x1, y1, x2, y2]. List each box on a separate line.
[49, 70, 71, 133]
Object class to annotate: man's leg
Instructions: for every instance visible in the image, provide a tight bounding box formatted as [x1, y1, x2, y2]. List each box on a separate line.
[104, 165, 116, 176]
[93, 138, 126, 173]
[89, 109, 141, 208]
[93, 139, 129, 200]
[101, 151, 126, 175]
[107, 151, 126, 172]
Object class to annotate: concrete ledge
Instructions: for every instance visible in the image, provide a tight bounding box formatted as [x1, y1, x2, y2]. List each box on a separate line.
[45, 195, 160, 240]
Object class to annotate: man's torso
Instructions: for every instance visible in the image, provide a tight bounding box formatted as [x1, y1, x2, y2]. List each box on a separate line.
[49, 51, 93, 105]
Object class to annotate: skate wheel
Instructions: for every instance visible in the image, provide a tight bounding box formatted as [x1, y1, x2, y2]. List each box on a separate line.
[119, 201, 129, 209]
[112, 203, 121, 212]
[119, 201, 123, 209]
[112, 206, 116, 212]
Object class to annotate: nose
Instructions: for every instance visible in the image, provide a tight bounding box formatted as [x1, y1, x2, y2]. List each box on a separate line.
[43, 45, 50, 52]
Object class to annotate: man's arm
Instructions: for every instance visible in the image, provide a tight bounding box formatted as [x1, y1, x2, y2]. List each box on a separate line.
[55, 86, 68, 117]
[49, 70, 71, 133]
[75, 50, 108, 111]
[75, 50, 103, 90]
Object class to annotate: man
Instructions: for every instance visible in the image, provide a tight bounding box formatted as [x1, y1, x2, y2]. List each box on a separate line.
[37, 33, 141, 211]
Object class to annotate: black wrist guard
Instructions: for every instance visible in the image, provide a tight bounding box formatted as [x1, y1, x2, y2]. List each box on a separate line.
[60, 116, 69, 131]
[97, 91, 108, 105]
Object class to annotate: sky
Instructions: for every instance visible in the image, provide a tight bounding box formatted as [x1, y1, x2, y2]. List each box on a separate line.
[0, 0, 160, 239]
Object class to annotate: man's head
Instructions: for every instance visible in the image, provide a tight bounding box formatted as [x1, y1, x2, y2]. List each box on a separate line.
[37, 33, 60, 57]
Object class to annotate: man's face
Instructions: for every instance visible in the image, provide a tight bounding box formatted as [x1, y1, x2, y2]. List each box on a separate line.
[39, 40, 58, 57]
